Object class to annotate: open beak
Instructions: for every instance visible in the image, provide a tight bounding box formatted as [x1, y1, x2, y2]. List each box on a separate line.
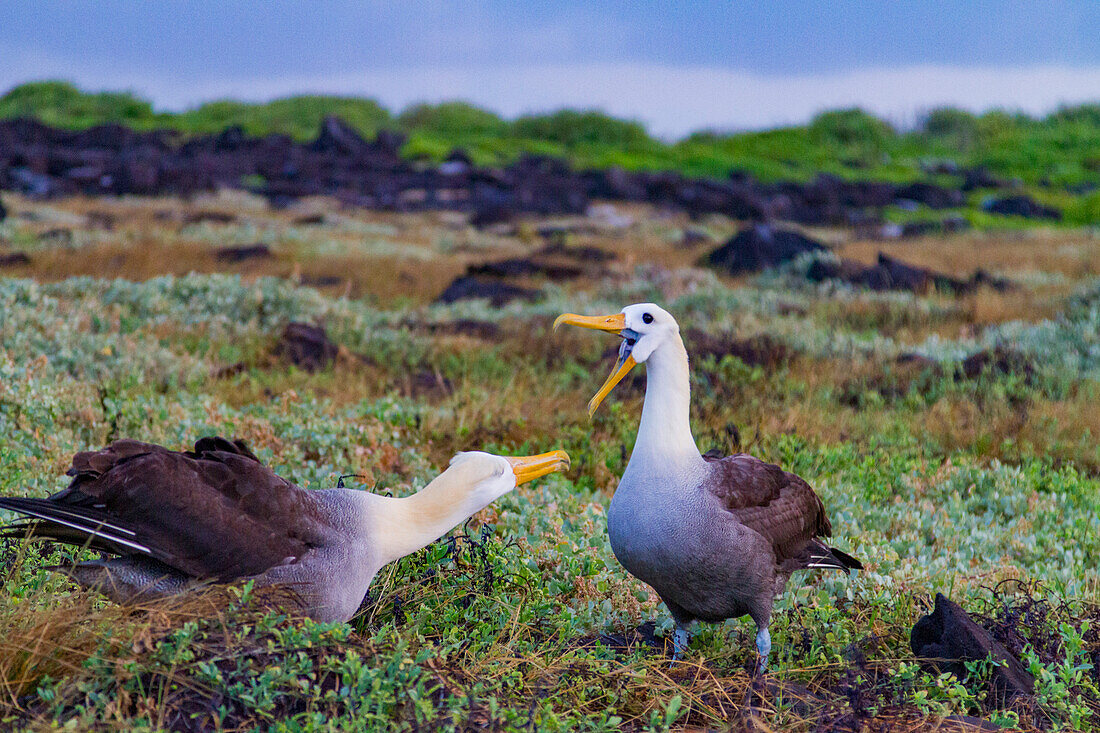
[506, 450, 571, 485]
[554, 311, 639, 416]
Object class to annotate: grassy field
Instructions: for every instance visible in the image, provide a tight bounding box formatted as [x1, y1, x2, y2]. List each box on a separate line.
[1, 192, 1099, 730]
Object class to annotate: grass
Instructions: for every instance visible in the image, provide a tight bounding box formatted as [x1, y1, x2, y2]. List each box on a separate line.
[1, 193, 1099, 729]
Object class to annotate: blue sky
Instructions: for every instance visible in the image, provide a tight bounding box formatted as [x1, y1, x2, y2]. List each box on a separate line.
[2, 1, 1099, 136]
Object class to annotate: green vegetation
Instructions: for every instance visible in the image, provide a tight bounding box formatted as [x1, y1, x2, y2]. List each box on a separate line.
[1, 191, 1099, 728]
[4, 81, 1100, 190]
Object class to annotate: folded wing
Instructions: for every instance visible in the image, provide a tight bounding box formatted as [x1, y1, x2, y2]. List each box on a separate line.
[1, 437, 329, 581]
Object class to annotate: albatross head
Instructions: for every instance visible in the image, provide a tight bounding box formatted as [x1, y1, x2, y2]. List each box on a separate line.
[553, 303, 680, 415]
[447, 450, 572, 500]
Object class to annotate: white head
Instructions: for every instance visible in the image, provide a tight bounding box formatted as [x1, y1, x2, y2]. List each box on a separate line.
[554, 302, 683, 415]
[616, 303, 680, 363]
[443, 450, 571, 502]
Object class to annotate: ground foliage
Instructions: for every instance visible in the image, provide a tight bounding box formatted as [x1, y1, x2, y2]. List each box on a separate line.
[0, 195, 1099, 730]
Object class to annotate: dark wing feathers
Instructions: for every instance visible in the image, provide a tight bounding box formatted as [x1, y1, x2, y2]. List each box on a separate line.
[2, 437, 328, 582]
[703, 453, 839, 566]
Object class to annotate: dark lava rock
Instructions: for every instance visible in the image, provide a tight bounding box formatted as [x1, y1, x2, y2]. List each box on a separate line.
[877, 253, 968, 293]
[414, 319, 502, 341]
[310, 116, 373, 157]
[705, 223, 826, 275]
[961, 166, 1006, 192]
[960, 347, 1034, 381]
[435, 276, 539, 307]
[0, 251, 30, 267]
[467, 257, 582, 280]
[683, 329, 793, 368]
[215, 243, 273, 262]
[806, 256, 893, 290]
[807, 253, 986, 294]
[404, 369, 454, 398]
[469, 203, 514, 229]
[533, 241, 615, 263]
[895, 182, 965, 209]
[680, 226, 713, 247]
[184, 211, 237, 225]
[273, 322, 339, 372]
[911, 593, 1035, 705]
[983, 195, 1061, 221]
[970, 269, 1016, 293]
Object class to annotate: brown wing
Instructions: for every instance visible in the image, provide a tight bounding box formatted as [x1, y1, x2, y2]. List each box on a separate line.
[703, 452, 832, 564]
[43, 437, 329, 581]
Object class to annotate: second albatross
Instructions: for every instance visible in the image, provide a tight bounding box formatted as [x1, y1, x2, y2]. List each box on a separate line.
[555, 303, 861, 673]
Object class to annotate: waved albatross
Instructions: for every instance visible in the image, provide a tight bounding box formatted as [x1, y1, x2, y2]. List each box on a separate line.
[0, 436, 569, 622]
[555, 304, 861, 673]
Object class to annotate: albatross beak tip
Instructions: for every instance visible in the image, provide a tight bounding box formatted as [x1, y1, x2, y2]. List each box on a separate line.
[507, 450, 571, 485]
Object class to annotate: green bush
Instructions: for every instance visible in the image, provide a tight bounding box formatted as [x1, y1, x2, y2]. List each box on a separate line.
[0, 81, 157, 129]
[510, 109, 655, 151]
[396, 101, 507, 138]
[808, 107, 895, 148]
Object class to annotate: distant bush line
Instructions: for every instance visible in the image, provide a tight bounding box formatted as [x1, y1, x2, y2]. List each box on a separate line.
[3, 80, 1100, 193]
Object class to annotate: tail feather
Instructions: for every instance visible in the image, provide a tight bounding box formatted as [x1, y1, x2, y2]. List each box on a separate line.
[0, 497, 150, 555]
[803, 540, 863, 573]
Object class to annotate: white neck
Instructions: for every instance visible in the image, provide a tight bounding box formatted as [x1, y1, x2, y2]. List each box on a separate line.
[632, 333, 702, 468]
[365, 463, 511, 566]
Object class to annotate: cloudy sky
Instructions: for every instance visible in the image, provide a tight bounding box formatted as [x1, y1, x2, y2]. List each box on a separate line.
[3, 1, 1099, 137]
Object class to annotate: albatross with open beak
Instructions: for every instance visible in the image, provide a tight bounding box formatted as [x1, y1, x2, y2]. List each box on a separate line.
[0, 437, 569, 622]
[555, 304, 860, 673]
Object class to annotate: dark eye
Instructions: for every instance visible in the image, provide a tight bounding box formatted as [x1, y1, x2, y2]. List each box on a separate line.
[642, 313, 654, 324]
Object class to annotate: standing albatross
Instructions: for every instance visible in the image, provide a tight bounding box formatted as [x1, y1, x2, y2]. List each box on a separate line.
[0, 436, 568, 622]
[555, 304, 860, 673]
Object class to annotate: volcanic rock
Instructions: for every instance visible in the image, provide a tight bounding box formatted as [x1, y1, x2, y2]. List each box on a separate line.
[467, 258, 582, 280]
[683, 329, 793, 368]
[0, 251, 30, 267]
[215, 243, 273, 262]
[807, 253, 980, 294]
[911, 593, 1035, 705]
[895, 182, 965, 209]
[960, 347, 1035, 381]
[705, 223, 827, 275]
[435, 276, 539, 307]
[274, 322, 339, 372]
[982, 195, 1061, 220]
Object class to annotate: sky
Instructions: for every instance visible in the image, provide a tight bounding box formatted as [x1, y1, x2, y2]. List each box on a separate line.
[2, 1, 1099, 137]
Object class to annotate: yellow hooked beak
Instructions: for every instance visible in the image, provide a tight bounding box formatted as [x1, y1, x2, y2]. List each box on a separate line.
[506, 450, 571, 485]
[586, 353, 637, 416]
[554, 311, 639, 417]
[553, 312, 626, 333]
